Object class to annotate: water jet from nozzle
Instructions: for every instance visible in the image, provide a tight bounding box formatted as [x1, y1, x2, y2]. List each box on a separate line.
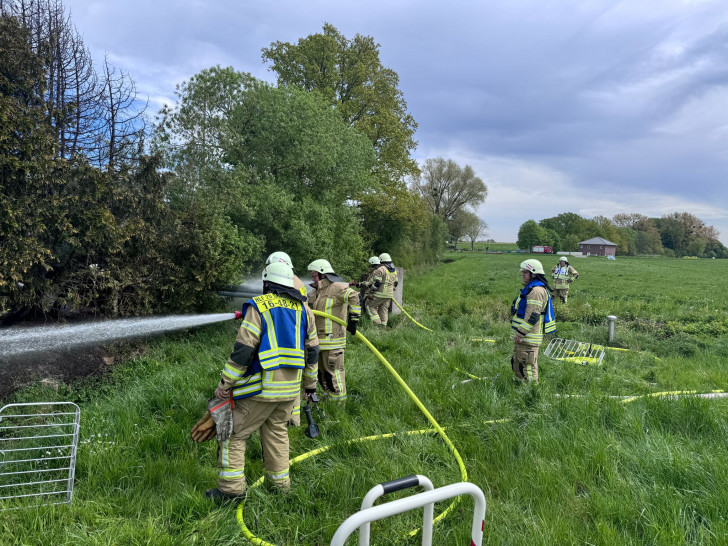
[0, 312, 241, 358]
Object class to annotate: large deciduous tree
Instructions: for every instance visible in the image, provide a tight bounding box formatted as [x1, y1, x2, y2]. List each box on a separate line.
[656, 212, 718, 257]
[261, 24, 446, 266]
[226, 82, 377, 273]
[462, 212, 488, 251]
[262, 23, 418, 186]
[414, 157, 488, 222]
[517, 220, 551, 251]
[153, 67, 378, 275]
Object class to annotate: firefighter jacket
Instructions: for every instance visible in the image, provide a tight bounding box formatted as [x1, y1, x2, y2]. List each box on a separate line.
[510, 280, 556, 346]
[293, 275, 308, 298]
[551, 264, 579, 289]
[218, 293, 319, 401]
[363, 264, 397, 299]
[308, 277, 361, 351]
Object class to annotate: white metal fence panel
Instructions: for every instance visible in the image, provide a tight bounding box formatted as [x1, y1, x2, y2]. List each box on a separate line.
[544, 338, 606, 366]
[330, 477, 486, 546]
[0, 402, 81, 510]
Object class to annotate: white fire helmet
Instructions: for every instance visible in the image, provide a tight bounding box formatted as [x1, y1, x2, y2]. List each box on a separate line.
[265, 251, 293, 269]
[520, 259, 545, 275]
[307, 259, 335, 275]
[262, 262, 295, 288]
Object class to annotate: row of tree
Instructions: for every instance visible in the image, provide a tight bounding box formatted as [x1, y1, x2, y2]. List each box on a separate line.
[517, 212, 727, 258]
[1, 4, 489, 320]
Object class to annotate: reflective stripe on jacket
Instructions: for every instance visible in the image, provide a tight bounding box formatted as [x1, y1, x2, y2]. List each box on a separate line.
[308, 278, 361, 350]
[365, 264, 397, 299]
[220, 293, 318, 401]
[552, 265, 578, 289]
[510, 282, 556, 345]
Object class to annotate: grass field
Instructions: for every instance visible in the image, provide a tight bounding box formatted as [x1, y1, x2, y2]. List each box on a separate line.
[452, 241, 520, 252]
[2, 253, 728, 544]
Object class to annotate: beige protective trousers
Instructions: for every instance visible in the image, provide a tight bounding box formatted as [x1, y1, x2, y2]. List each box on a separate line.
[217, 397, 294, 495]
[512, 341, 540, 383]
[318, 349, 346, 401]
[366, 296, 391, 326]
[554, 288, 569, 303]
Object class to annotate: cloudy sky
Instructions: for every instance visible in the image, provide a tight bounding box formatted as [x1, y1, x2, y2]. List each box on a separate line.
[63, 0, 728, 244]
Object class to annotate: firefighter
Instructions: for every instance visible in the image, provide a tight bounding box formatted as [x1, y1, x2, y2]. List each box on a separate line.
[551, 257, 579, 304]
[510, 259, 556, 383]
[266, 251, 308, 299]
[266, 251, 311, 426]
[351, 256, 381, 311]
[206, 261, 319, 501]
[307, 259, 361, 403]
[363, 253, 398, 326]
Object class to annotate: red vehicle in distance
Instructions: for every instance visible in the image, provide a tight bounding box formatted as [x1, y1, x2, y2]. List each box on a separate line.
[531, 246, 554, 254]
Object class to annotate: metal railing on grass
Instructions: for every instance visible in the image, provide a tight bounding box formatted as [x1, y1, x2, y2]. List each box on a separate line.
[0, 402, 81, 510]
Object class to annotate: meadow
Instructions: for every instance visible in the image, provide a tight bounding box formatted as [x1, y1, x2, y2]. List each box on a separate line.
[451, 241, 520, 252]
[2, 253, 728, 545]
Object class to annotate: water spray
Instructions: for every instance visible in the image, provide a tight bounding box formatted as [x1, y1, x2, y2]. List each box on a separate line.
[0, 311, 243, 358]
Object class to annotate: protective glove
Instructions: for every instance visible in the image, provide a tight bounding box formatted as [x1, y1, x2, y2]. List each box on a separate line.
[208, 394, 234, 443]
[394, 281, 398, 288]
[567, 279, 573, 284]
[346, 318, 358, 336]
[305, 388, 317, 396]
[190, 410, 217, 443]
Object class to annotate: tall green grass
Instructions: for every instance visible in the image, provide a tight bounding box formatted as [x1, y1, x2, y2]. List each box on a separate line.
[2, 253, 727, 544]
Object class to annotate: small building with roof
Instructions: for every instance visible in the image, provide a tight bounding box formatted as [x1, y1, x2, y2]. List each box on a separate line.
[578, 237, 617, 257]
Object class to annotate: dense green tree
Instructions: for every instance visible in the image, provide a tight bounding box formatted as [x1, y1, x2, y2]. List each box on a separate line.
[561, 234, 581, 252]
[358, 187, 435, 268]
[225, 82, 377, 274]
[225, 82, 375, 202]
[704, 238, 728, 259]
[261, 24, 449, 265]
[153, 68, 378, 275]
[0, 14, 56, 312]
[539, 212, 592, 240]
[656, 212, 718, 257]
[262, 23, 418, 186]
[517, 220, 550, 250]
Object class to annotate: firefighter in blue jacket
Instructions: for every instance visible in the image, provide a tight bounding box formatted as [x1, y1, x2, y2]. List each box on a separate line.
[206, 261, 319, 501]
[510, 259, 556, 383]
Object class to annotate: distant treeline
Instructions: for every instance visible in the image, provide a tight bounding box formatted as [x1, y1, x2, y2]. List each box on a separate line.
[517, 212, 727, 258]
[1, 3, 449, 320]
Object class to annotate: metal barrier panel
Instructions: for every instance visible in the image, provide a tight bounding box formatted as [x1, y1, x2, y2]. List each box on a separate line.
[544, 338, 605, 366]
[0, 402, 81, 510]
[330, 481, 486, 546]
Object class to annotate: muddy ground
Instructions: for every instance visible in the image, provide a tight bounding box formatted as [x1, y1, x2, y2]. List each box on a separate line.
[0, 346, 119, 401]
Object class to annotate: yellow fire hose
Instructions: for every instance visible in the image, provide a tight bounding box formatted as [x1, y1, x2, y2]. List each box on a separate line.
[236, 311, 472, 544]
[619, 389, 727, 403]
[391, 299, 496, 344]
[391, 298, 433, 331]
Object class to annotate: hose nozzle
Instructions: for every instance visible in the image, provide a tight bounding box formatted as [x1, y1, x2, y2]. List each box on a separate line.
[234, 311, 243, 320]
